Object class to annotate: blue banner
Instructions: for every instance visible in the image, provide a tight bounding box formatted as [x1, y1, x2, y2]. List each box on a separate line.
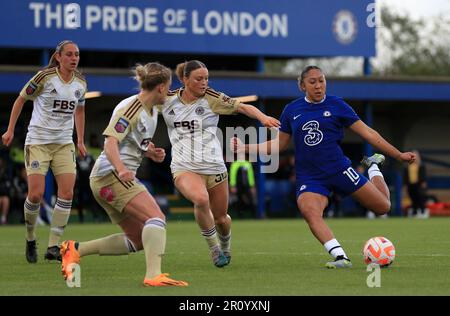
[0, 0, 376, 57]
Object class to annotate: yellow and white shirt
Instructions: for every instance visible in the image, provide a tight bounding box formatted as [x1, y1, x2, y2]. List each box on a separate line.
[158, 87, 239, 175]
[91, 95, 158, 177]
[20, 67, 87, 145]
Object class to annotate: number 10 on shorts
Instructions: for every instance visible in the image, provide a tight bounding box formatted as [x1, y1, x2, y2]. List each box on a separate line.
[343, 167, 360, 185]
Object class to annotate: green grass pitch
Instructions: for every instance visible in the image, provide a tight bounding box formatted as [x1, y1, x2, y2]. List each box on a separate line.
[1, 217, 449, 295]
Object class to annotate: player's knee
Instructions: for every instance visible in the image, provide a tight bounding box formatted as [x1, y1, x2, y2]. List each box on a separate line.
[372, 199, 391, 215]
[192, 194, 210, 209]
[58, 190, 74, 201]
[214, 213, 230, 226]
[27, 192, 43, 203]
[299, 204, 322, 222]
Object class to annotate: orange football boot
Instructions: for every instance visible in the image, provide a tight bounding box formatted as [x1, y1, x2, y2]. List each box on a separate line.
[143, 273, 188, 287]
[60, 240, 80, 280]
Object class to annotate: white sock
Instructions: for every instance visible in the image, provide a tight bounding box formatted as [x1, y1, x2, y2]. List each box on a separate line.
[217, 230, 231, 253]
[24, 198, 40, 241]
[142, 218, 166, 279]
[201, 226, 220, 252]
[368, 164, 383, 180]
[48, 198, 72, 247]
[324, 238, 348, 259]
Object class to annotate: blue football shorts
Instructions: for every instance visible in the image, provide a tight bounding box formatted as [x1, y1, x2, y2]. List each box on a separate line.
[296, 166, 368, 199]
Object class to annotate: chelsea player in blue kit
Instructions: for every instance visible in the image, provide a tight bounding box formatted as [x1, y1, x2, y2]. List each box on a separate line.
[232, 66, 416, 268]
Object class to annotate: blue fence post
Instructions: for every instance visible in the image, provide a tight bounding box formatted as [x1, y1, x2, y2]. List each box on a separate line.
[363, 57, 373, 157]
[364, 103, 373, 157]
[256, 56, 266, 219]
[256, 156, 266, 219]
[41, 49, 49, 67]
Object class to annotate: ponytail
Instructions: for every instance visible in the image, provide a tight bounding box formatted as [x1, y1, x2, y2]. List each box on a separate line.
[175, 60, 206, 85]
[133, 62, 172, 92]
[43, 40, 77, 70]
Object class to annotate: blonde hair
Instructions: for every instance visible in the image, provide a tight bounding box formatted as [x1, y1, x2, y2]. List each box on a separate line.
[175, 60, 206, 84]
[45, 40, 78, 69]
[133, 62, 172, 91]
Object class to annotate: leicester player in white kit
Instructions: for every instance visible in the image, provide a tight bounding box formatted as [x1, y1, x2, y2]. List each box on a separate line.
[59, 63, 187, 287]
[2, 40, 87, 263]
[159, 60, 280, 267]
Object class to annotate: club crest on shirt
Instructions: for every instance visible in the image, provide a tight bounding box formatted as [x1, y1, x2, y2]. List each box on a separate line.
[74, 89, 82, 99]
[26, 82, 37, 95]
[195, 107, 205, 115]
[114, 118, 129, 133]
[30, 161, 40, 169]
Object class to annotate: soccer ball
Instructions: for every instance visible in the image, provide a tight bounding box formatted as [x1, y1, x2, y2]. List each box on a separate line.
[363, 236, 395, 267]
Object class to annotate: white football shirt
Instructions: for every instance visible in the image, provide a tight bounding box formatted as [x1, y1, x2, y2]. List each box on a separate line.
[158, 87, 239, 175]
[20, 67, 87, 145]
[91, 95, 158, 177]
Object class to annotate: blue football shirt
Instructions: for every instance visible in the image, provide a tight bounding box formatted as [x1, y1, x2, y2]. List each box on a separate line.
[279, 95, 360, 180]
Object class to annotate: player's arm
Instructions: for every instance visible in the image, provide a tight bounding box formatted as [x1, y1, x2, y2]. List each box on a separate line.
[144, 142, 166, 163]
[2, 95, 27, 146]
[102, 104, 138, 181]
[74, 106, 87, 158]
[3, 71, 46, 146]
[231, 130, 291, 155]
[103, 136, 135, 182]
[348, 120, 416, 163]
[237, 103, 280, 128]
[208, 89, 278, 127]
